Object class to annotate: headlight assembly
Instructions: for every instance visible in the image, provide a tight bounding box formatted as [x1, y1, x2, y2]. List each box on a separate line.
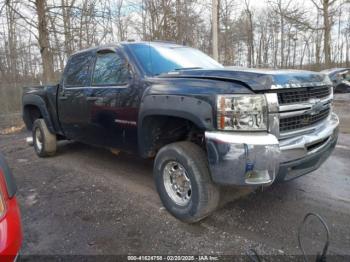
[217, 94, 268, 131]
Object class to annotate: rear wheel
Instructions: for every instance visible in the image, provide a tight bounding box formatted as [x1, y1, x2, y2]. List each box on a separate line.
[32, 119, 57, 157]
[154, 141, 220, 223]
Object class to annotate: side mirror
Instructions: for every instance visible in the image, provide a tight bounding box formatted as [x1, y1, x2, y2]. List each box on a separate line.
[125, 62, 134, 80]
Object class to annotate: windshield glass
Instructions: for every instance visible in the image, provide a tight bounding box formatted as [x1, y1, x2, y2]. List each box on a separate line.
[127, 43, 223, 76]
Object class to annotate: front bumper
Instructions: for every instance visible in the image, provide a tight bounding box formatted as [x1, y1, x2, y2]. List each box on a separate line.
[205, 113, 339, 186]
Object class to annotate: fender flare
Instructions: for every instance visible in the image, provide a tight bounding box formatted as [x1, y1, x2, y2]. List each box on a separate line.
[22, 94, 55, 133]
[138, 95, 214, 156]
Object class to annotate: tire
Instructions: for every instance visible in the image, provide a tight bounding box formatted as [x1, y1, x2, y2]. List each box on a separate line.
[154, 141, 220, 223]
[32, 119, 57, 157]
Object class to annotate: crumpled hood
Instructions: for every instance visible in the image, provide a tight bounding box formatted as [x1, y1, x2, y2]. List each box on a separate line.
[161, 67, 332, 91]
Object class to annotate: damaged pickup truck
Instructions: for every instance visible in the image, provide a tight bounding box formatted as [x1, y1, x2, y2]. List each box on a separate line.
[22, 42, 339, 222]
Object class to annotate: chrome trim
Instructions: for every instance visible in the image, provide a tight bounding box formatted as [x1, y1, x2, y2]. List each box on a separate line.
[65, 85, 129, 90]
[270, 82, 332, 89]
[205, 132, 279, 145]
[114, 119, 137, 126]
[266, 93, 280, 137]
[265, 93, 279, 112]
[279, 113, 339, 162]
[278, 95, 332, 112]
[205, 131, 280, 186]
[279, 104, 330, 118]
[268, 113, 279, 138]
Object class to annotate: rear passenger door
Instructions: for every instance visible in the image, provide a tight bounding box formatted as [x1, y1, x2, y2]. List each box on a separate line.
[57, 51, 94, 142]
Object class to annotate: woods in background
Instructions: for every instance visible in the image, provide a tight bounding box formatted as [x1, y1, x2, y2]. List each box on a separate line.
[0, 0, 349, 114]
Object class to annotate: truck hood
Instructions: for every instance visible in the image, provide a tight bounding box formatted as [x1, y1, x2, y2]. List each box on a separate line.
[160, 67, 332, 91]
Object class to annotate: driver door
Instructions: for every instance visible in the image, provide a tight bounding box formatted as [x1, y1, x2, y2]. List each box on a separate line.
[84, 49, 133, 148]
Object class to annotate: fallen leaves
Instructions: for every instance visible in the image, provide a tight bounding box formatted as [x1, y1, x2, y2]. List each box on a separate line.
[0, 124, 25, 135]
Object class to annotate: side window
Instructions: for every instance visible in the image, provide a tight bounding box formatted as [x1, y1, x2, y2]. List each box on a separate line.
[92, 52, 130, 86]
[64, 52, 93, 87]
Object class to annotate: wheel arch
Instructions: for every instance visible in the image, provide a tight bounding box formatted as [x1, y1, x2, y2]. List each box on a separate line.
[22, 94, 55, 133]
[138, 95, 214, 158]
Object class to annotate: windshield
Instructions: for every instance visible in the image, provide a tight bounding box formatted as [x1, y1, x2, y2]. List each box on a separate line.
[127, 43, 223, 76]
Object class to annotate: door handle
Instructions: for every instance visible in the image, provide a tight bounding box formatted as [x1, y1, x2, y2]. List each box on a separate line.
[59, 96, 68, 100]
[86, 97, 99, 101]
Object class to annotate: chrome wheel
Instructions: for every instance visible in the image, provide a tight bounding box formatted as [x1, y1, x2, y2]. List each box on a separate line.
[34, 128, 43, 151]
[163, 161, 192, 206]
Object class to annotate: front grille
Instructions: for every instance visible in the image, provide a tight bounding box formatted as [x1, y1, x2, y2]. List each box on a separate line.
[280, 107, 330, 132]
[278, 86, 331, 105]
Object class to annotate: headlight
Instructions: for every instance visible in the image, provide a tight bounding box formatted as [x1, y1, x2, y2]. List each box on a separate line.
[217, 94, 268, 131]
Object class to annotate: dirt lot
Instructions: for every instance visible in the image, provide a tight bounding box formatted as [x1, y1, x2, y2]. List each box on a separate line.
[0, 97, 349, 260]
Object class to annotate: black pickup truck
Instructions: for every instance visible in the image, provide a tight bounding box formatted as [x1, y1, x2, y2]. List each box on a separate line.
[23, 42, 339, 222]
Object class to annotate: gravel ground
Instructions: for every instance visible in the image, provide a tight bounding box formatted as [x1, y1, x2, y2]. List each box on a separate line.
[0, 100, 349, 260]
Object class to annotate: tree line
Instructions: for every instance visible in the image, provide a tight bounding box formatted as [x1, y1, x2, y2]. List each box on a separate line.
[0, 0, 349, 114]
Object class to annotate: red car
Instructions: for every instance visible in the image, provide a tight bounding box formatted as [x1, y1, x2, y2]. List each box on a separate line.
[0, 153, 22, 262]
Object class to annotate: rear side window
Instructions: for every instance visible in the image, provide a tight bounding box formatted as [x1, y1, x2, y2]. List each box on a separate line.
[92, 52, 129, 86]
[64, 52, 93, 87]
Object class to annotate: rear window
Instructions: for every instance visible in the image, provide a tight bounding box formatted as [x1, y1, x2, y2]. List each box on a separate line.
[64, 52, 93, 87]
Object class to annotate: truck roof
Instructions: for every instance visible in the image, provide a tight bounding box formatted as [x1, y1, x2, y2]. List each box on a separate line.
[71, 41, 185, 56]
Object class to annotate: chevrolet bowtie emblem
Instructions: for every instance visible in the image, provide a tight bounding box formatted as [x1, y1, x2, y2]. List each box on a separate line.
[307, 98, 324, 115]
[300, 116, 310, 125]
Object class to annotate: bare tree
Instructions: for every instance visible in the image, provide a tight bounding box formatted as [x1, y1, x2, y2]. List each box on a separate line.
[310, 0, 338, 66]
[36, 0, 55, 82]
[0, 0, 349, 116]
[244, 0, 254, 67]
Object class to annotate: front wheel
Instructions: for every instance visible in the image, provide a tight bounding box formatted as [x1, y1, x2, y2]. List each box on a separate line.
[154, 142, 220, 223]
